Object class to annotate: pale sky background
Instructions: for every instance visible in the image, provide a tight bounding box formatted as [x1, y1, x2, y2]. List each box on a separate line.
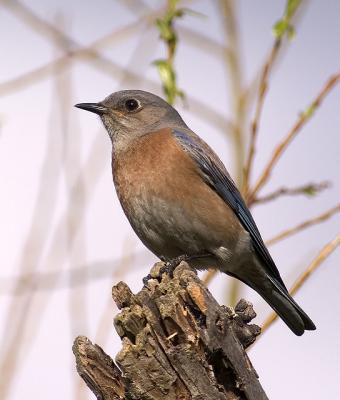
[0, 1, 339, 399]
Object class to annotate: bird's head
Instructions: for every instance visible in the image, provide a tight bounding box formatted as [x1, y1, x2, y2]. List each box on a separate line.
[75, 90, 187, 151]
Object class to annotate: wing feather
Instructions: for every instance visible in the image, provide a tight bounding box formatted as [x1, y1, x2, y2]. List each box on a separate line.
[173, 128, 286, 289]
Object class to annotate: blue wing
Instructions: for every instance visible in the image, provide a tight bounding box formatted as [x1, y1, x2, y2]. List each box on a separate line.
[173, 128, 286, 289]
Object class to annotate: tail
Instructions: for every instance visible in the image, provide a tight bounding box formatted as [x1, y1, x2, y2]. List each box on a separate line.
[262, 275, 316, 336]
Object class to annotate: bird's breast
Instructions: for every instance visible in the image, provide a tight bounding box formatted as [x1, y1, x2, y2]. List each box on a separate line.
[112, 129, 197, 218]
[112, 128, 245, 259]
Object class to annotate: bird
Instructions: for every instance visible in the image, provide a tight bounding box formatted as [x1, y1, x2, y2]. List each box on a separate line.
[75, 90, 316, 336]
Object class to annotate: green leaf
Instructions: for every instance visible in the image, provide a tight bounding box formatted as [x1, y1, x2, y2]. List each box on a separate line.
[286, 0, 301, 19]
[287, 25, 296, 40]
[156, 19, 173, 41]
[302, 186, 317, 196]
[273, 20, 289, 38]
[153, 0, 188, 104]
[154, 60, 173, 83]
[302, 103, 316, 119]
[272, 0, 301, 39]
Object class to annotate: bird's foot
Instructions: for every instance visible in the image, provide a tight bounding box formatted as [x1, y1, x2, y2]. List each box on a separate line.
[160, 254, 190, 278]
[142, 255, 188, 286]
[142, 274, 152, 286]
[161, 252, 213, 278]
[143, 252, 211, 286]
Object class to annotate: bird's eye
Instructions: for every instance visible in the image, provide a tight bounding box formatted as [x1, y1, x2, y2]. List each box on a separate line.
[125, 98, 140, 112]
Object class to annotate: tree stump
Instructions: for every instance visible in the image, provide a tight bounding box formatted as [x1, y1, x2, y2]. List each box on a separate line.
[73, 261, 267, 399]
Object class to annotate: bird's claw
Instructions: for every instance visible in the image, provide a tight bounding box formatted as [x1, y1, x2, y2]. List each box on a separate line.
[143, 253, 209, 285]
[142, 256, 185, 286]
[142, 273, 152, 286]
[160, 254, 189, 278]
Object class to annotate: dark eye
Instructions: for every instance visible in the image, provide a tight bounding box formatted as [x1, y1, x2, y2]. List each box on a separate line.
[125, 98, 140, 112]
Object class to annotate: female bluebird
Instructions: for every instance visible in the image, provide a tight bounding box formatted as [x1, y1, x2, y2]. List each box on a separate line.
[75, 90, 315, 336]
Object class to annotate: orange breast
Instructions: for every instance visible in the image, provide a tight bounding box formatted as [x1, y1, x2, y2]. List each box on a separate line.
[112, 128, 243, 256]
[113, 129, 197, 204]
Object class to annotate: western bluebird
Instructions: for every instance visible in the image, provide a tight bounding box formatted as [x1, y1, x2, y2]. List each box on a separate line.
[75, 90, 315, 336]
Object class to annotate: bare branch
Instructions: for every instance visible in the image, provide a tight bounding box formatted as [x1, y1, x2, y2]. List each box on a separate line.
[154, 0, 186, 104]
[201, 269, 217, 286]
[290, 234, 340, 295]
[202, 202, 339, 290]
[0, 1, 159, 95]
[0, 19, 164, 396]
[261, 233, 340, 333]
[0, 39, 70, 400]
[219, 0, 246, 187]
[266, 203, 340, 246]
[219, 0, 248, 306]
[0, 17, 232, 134]
[178, 25, 229, 59]
[253, 181, 330, 205]
[243, 39, 281, 194]
[0, 251, 152, 295]
[243, 0, 303, 195]
[73, 336, 125, 400]
[2, 0, 159, 51]
[248, 73, 340, 203]
[94, 239, 137, 346]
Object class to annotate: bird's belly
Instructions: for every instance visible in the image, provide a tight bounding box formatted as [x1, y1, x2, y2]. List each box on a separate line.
[117, 183, 247, 267]
[121, 192, 205, 258]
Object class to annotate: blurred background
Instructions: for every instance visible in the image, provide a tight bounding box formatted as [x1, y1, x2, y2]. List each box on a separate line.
[1, 0, 339, 399]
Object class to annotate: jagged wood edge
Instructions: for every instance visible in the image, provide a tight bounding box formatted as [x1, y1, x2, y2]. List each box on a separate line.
[73, 261, 267, 400]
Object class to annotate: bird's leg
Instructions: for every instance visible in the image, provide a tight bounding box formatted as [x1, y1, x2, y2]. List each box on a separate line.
[142, 255, 168, 285]
[142, 274, 152, 286]
[143, 253, 211, 286]
[160, 254, 189, 277]
[160, 252, 212, 278]
[142, 256, 186, 285]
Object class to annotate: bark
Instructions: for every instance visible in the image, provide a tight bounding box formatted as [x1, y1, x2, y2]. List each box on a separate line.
[73, 261, 268, 400]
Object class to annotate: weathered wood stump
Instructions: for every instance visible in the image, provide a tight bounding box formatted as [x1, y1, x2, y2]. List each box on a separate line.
[73, 261, 267, 399]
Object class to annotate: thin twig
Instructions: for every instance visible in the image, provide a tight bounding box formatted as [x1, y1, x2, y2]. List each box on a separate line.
[0, 132, 109, 400]
[253, 181, 330, 205]
[94, 239, 136, 346]
[1, 0, 233, 133]
[54, 18, 89, 400]
[248, 73, 340, 204]
[220, 0, 245, 187]
[243, 39, 281, 195]
[0, 9, 232, 134]
[0, 8, 159, 395]
[243, 0, 303, 196]
[178, 25, 229, 59]
[0, 38, 67, 400]
[0, 2, 159, 94]
[74, 239, 137, 397]
[261, 233, 340, 333]
[0, 7, 165, 392]
[2, 0, 159, 51]
[202, 203, 340, 290]
[219, 0, 247, 305]
[201, 269, 217, 286]
[0, 250, 152, 295]
[154, 0, 185, 104]
[266, 203, 340, 246]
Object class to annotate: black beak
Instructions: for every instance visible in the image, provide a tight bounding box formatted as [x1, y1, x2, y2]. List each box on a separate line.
[74, 102, 108, 116]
